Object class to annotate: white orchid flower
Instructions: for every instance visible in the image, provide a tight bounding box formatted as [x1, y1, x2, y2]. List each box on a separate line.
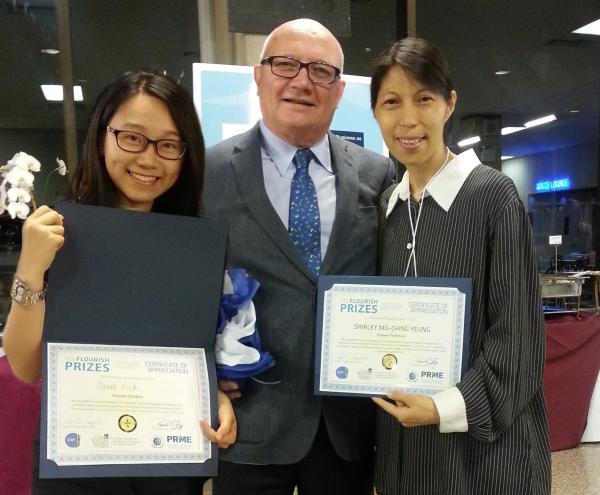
[0, 151, 43, 219]
[56, 157, 68, 176]
[8, 152, 41, 172]
[7, 186, 31, 203]
[7, 201, 30, 220]
[0, 191, 5, 214]
[6, 202, 18, 219]
[5, 167, 35, 188]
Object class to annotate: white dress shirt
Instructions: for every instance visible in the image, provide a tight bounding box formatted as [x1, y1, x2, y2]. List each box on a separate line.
[259, 121, 336, 259]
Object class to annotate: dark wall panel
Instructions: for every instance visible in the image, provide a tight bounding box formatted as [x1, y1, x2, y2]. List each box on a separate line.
[228, 0, 351, 37]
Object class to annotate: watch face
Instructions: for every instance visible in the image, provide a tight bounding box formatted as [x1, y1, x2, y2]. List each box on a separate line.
[10, 278, 46, 305]
[11, 280, 26, 301]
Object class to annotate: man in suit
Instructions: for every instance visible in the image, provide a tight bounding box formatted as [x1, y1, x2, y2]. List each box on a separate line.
[204, 18, 395, 495]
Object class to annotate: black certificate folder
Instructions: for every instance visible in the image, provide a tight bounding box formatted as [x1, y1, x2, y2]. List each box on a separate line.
[40, 202, 227, 478]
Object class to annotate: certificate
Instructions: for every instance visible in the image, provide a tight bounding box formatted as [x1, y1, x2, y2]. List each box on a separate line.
[46, 343, 211, 467]
[40, 203, 226, 478]
[315, 276, 471, 397]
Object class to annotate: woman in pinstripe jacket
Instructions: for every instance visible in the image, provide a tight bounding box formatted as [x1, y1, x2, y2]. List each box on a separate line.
[370, 38, 551, 494]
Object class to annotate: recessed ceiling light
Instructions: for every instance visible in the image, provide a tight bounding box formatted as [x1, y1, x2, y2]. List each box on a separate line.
[494, 70, 510, 75]
[501, 156, 514, 160]
[40, 48, 60, 55]
[458, 136, 480, 148]
[501, 127, 526, 136]
[569, 109, 580, 113]
[573, 18, 600, 35]
[524, 114, 557, 128]
[41, 84, 83, 102]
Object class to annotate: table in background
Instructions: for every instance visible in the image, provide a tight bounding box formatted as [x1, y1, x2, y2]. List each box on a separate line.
[544, 313, 600, 451]
[0, 356, 40, 495]
[581, 369, 600, 442]
[588, 271, 600, 314]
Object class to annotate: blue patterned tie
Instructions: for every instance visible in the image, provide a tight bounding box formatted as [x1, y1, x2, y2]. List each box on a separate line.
[289, 148, 321, 276]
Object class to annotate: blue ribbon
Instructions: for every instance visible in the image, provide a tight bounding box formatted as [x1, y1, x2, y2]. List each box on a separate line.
[216, 269, 275, 380]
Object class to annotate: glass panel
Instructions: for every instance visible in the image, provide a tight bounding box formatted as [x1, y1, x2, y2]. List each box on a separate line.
[0, 0, 200, 330]
[418, 1, 600, 309]
[0, 1, 62, 327]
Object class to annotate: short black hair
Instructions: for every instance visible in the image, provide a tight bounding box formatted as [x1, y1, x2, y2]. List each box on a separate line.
[371, 38, 454, 109]
[70, 70, 204, 216]
[370, 38, 455, 142]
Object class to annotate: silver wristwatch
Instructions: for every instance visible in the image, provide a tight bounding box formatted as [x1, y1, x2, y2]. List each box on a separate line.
[10, 276, 47, 306]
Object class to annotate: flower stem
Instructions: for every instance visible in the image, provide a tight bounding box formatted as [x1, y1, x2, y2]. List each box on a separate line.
[41, 168, 58, 205]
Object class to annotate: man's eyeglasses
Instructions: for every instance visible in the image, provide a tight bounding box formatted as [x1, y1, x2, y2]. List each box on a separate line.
[260, 56, 341, 85]
[106, 126, 186, 160]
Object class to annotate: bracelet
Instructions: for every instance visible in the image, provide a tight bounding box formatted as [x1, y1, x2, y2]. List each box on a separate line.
[10, 276, 47, 306]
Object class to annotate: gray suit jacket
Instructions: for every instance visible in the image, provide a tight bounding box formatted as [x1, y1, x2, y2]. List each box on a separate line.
[204, 123, 395, 465]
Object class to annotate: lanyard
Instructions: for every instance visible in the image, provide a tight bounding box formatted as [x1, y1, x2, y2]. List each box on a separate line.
[404, 147, 451, 277]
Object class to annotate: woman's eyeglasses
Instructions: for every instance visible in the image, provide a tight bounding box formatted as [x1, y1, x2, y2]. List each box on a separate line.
[106, 126, 186, 160]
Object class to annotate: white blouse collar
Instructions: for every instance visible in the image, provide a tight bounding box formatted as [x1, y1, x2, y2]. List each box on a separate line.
[386, 148, 481, 218]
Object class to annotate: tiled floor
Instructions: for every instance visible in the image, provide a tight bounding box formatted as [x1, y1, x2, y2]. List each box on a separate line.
[552, 443, 600, 494]
[203, 443, 600, 494]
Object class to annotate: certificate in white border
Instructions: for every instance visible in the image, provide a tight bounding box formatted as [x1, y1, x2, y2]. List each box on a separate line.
[316, 277, 471, 396]
[47, 343, 211, 466]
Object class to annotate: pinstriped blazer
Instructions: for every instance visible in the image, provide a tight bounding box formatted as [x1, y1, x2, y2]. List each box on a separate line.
[203, 123, 395, 465]
[376, 164, 551, 494]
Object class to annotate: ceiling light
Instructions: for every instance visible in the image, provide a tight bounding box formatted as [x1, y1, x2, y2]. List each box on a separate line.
[524, 114, 557, 128]
[40, 48, 60, 55]
[501, 156, 514, 160]
[41, 85, 83, 102]
[573, 18, 600, 35]
[569, 109, 580, 113]
[501, 126, 525, 136]
[458, 136, 480, 148]
[494, 70, 510, 75]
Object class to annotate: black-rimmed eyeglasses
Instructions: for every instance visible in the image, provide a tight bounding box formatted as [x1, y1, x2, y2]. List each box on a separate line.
[260, 56, 341, 85]
[106, 126, 187, 160]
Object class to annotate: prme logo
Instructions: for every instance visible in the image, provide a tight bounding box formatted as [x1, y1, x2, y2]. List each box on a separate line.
[167, 435, 192, 444]
[421, 371, 444, 379]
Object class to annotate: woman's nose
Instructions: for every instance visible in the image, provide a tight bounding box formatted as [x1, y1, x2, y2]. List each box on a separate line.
[398, 104, 418, 127]
[136, 143, 159, 166]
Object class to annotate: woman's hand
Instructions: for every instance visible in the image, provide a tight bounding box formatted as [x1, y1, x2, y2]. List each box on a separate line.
[372, 390, 440, 427]
[3, 205, 63, 383]
[16, 205, 64, 285]
[200, 390, 237, 448]
[219, 379, 242, 399]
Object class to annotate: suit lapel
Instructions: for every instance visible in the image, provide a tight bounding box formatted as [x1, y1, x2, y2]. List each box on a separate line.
[230, 124, 315, 281]
[321, 133, 359, 275]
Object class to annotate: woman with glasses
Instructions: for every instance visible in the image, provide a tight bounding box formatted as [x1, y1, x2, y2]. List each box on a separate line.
[370, 39, 551, 494]
[3, 70, 236, 495]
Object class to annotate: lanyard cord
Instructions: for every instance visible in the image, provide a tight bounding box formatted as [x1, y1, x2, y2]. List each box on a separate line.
[404, 147, 451, 277]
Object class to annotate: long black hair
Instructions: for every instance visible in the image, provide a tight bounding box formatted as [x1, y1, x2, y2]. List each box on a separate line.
[70, 70, 204, 216]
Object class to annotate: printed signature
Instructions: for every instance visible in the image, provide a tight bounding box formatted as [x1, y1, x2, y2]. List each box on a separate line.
[414, 357, 439, 366]
[154, 419, 183, 430]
